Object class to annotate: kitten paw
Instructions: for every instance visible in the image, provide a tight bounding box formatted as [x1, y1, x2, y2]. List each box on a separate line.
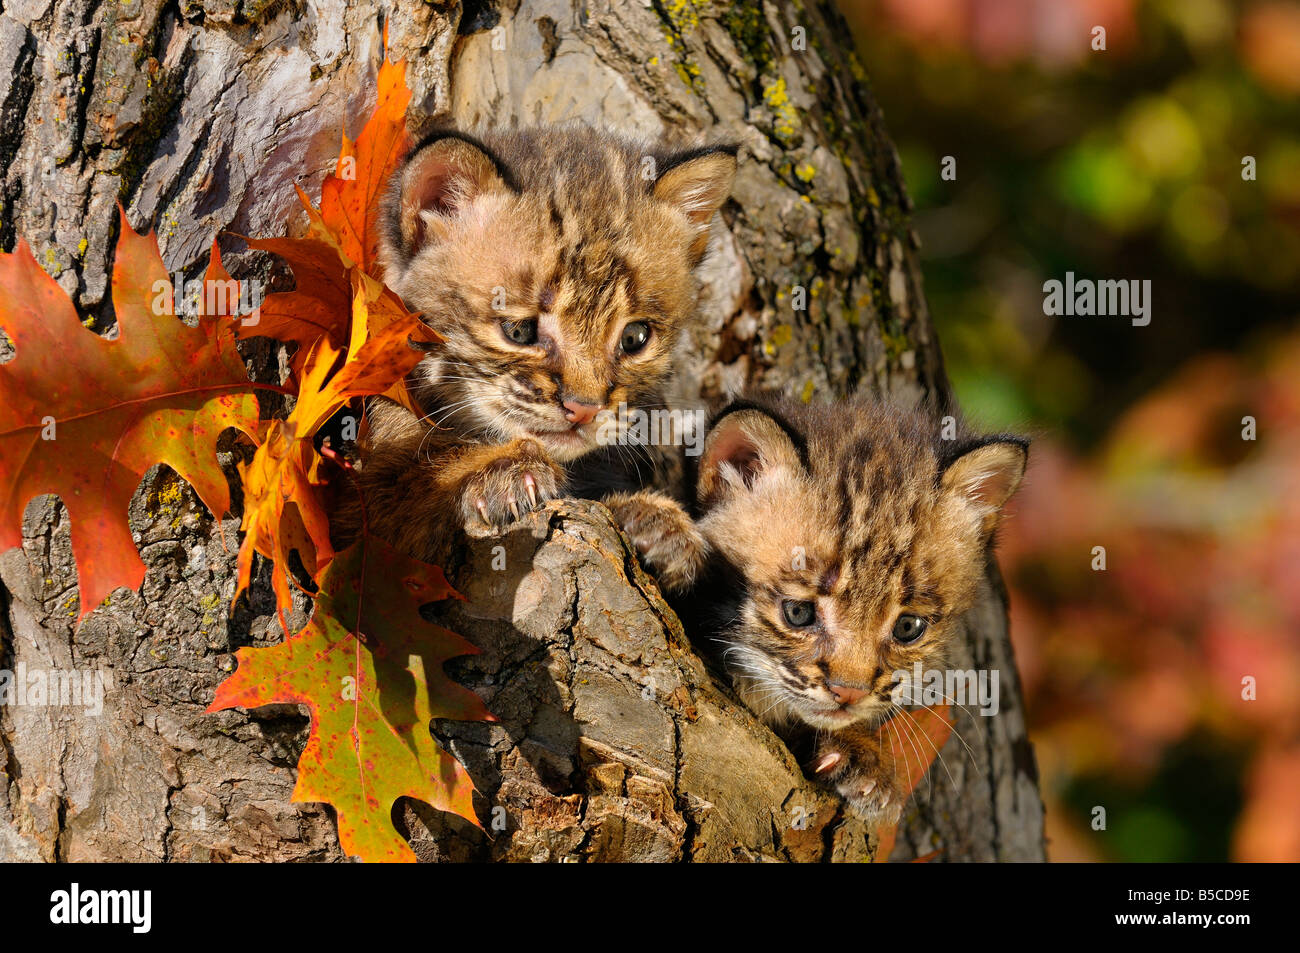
[604, 491, 708, 595]
[458, 440, 564, 535]
[811, 733, 903, 824]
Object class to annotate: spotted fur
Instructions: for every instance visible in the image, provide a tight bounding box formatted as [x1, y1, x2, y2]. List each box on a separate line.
[605, 394, 1027, 820]
[338, 125, 736, 563]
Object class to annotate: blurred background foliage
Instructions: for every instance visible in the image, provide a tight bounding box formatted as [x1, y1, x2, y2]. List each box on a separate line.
[840, 0, 1300, 860]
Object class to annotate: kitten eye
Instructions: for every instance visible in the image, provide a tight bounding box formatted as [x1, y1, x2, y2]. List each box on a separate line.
[620, 320, 651, 355]
[502, 318, 539, 346]
[892, 614, 928, 644]
[781, 599, 816, 628]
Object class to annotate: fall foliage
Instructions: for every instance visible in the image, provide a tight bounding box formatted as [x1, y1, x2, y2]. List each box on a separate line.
[0, 54, 485, 863]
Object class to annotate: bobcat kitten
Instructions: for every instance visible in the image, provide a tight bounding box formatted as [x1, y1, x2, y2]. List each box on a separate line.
[344, 126, 736, 563]
[605, 395, 1027, 821]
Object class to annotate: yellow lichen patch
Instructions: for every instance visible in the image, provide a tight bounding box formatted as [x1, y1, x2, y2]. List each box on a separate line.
[673, 59, 703, 91]
[762, 77, 800, 144]
[795, 161, 816, 182]
[658, 0, 707, 94]
[770, 323, 794, 349]
[800, 380, 815, 403]
[848, 52, 868, 83]
[147, 474, 190, 531]
[150, 478, 185, 509]
[661, 0, 706, 35]
[199, 592, 221, 630]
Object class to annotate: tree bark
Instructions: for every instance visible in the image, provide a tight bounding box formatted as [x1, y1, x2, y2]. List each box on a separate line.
[0, 0, 1045, 861]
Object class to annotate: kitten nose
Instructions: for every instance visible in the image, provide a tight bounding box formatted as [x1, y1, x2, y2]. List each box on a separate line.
[562, 398, 601, 425]
[827, 683, 868, 706]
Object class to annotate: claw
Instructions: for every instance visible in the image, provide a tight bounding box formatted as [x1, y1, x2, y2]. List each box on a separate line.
[524, 472, 539, 507]
[814, 752, 842, 773]
[476, 499, 489, 524]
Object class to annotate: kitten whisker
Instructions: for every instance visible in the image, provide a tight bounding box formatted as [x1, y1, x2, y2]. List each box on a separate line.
[892, 703, 959, 797]
[909, 702, 982, 772]
[887, 708, 927, 799]
[897, 688, 988, 745]
[882, 718, 917, 803]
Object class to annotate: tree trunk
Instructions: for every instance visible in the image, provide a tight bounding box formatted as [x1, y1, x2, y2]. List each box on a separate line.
[0, 0, 1045, 862]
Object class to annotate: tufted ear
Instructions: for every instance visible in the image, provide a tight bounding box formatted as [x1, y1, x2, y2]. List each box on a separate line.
[697, 406, 804, 509]
[387, 133, 513, 261]
[653, 145, 737, 260]
[940, 437, 1028, 535]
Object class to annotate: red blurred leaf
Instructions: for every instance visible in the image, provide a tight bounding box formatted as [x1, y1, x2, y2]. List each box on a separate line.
[873, 705, 954, 861]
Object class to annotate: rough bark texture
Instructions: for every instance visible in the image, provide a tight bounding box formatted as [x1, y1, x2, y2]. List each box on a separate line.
[0, 0, 1045, 861]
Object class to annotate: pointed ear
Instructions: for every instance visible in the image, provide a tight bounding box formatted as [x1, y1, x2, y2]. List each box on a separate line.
[389, 133, 512, 260]
[697, 407, 803, 508]
[940, 438, 1028, 534]
[653, 145, 737, 259]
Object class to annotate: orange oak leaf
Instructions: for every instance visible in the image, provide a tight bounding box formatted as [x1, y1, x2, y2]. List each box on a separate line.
[237, 55, 426, 415]
[234, 275, 434, 627]
[0, 209, 259, 618]
[234, 416, 334, 633]
[289, 271, 436, 437]
[237, 53, 412, 352]
[237, 186, 361, 357]
[872, 704, 954, 862]
[194, 235, 276, 328]
[208, 533, 492, 862]
[319, 55, 413, 275]
[239, 233, 353, 352]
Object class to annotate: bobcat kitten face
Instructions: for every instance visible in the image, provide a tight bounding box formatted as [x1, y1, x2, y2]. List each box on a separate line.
[689, 398, 1027, 732]
[379, 126, 736, 463]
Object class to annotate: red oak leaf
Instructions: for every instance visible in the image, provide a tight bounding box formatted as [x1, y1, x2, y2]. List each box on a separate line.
[0, 209, 259, 618]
